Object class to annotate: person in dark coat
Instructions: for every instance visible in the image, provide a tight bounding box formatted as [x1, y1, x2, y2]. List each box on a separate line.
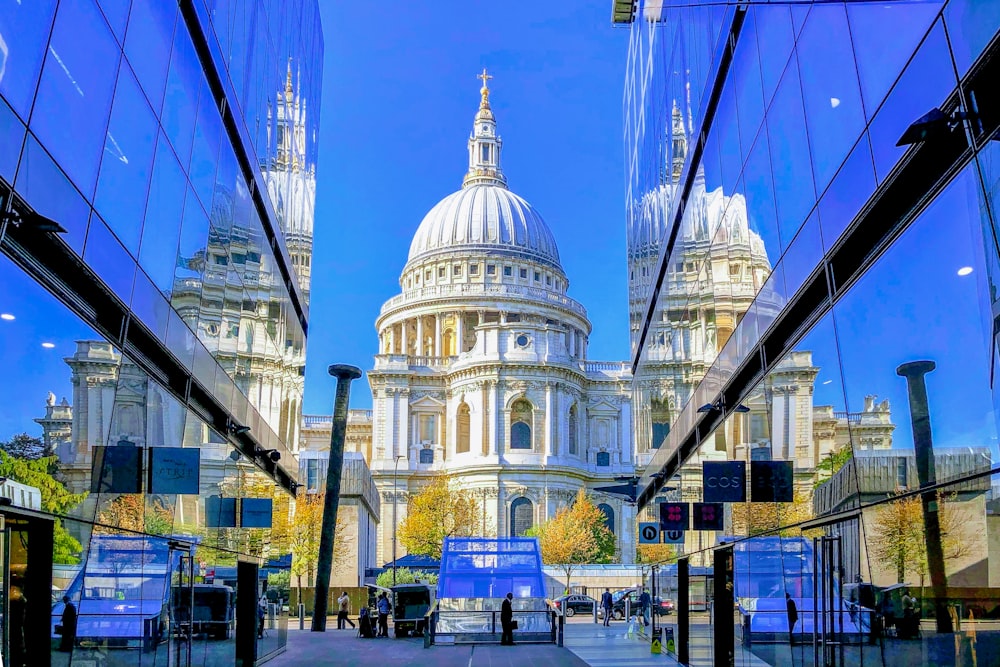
[59, 595, 78, 652]
[786, 593, 799, 639]
[601, 588, 613, 627]
[500, 592, 515, 645]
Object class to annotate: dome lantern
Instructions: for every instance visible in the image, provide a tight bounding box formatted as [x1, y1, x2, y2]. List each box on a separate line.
[463, 69, 507, 189]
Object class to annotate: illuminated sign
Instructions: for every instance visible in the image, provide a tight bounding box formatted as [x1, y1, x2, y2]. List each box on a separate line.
[702, 461, 746, 503]
[692, 502, 725, 531]
[659, 502, 689, 531]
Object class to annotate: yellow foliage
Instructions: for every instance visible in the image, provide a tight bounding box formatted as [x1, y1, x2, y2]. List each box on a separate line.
[398, 475, 482, 560]
[533, 489, 616, 590]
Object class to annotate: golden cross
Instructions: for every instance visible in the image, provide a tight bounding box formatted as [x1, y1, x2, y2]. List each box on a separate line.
[478, 68, 493, 88]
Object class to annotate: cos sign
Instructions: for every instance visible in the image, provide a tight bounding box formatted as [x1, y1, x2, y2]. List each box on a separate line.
[703, 461, 746, 503]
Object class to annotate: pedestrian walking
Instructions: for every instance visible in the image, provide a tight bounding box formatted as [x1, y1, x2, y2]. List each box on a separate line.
[786, 593, 798, 639]
[337, 591, 356, 630]
[58, 595, 78, 652]
[500, 592, 515, 645]
[639, 588, 651, 627]
[601, 588, 613, 627]
[377, 591, 392, 637]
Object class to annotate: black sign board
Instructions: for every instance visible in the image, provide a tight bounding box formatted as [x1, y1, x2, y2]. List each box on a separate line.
[148, 447, 200, 494]
[750, 461, 794, 502]
[692, 502, 725, 531]
[240, 498, 273, 528]
[659, 502, 689, 531]
[702, 461, 746, 503]
[206, 496, 237, 528]
[90, 443, 142, 493]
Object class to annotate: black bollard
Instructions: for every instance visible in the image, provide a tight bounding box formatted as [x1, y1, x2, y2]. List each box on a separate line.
[311, 364, 363, 631]
[896, 360, 952, 634]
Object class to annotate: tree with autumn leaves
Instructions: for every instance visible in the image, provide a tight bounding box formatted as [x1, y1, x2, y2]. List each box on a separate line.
[868, 490, 972, 586]
[530, 489, 616, 592]
[398, 475, 482, 560]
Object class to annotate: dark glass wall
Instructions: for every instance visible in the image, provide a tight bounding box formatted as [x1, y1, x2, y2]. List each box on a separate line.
[625, 1, 1000, 665]
[0, 0, 322, 664]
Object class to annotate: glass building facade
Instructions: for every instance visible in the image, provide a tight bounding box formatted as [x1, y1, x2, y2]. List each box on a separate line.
[0, 0, 322, 665]
[622, 0, 1000, 664]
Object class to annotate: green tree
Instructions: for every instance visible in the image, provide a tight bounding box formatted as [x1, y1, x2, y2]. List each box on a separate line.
[375, 567, 438, 588]
[531, 489, 616, 592]
[0, 451, 87, 563]
[0, 433, 48, 459]
[814, 447, 853, 488]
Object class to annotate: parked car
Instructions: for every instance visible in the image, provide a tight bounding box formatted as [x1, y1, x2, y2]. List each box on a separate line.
[554, 594, 596, 617]
[654, 597, 675, 616]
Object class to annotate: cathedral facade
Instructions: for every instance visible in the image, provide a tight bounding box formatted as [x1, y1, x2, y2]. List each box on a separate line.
[302, 75, 637, 565]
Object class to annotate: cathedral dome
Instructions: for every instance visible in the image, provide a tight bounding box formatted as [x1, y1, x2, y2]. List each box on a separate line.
[404, 70, 562, 273]
[407, 184, 561, 270]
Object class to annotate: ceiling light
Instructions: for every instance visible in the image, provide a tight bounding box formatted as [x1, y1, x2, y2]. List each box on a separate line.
[0, 313, 13, 321]
[958, 266, 973, 276]
[41, 342, 55, 349]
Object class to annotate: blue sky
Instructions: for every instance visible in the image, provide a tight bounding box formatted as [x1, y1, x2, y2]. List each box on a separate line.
[303, 1, 632, 412]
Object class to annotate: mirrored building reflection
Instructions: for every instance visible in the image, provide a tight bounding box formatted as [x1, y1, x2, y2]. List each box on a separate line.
[621, 0, 1000, 664]
[0, 0, 323, 664]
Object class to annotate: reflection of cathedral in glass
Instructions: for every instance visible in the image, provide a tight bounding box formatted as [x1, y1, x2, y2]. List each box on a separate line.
[266, 61, 317, 305]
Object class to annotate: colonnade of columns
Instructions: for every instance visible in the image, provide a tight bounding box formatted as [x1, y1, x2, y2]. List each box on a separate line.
[378, 311, 589, 359]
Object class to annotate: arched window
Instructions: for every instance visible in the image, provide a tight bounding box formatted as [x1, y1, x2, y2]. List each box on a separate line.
[510, 497, 533, 536]
[510, 399, 532, 450]
[651, 397, 671, 450]
[456, 402, 471, 454]
[596, 451, 610, 467]
[597, 503, 615, 534]
[568, 404, 578, 455]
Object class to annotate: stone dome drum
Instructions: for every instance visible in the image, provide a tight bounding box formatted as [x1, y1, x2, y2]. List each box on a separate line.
[407, 184, 561, 271]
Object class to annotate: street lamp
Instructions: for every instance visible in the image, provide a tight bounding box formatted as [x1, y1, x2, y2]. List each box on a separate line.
[392, 454, 404, 586]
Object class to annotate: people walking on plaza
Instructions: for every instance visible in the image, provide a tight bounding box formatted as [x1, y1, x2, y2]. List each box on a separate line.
[58, 595, 78, 652]
[900, 589, 918, 639]
[601, 588, 613, 627]
[337, 591, 356, 630]
[786, 593, 798, 637]
[638, 588, 651, 627]
[500, 592, 515, 645]
[377, 591, 392, 637]
[257, 595, 267, 639]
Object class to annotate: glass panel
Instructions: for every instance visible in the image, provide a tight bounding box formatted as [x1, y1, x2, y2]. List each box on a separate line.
[0, 0, 57, 119]
[0, 97, 25, 182]
[14, 136, 91, 254]
[162, 22, 202, 169]
[94, 67, 157, 255]
[83, 213, 137, 305]
[753, 5, 795, 108]
[795, 4, 866, 194]
[867, 20, 957, 184]
[944, 0, 1000, 78]
[32, 0, 121, 197]
[139, 133, 186, 295]
[834, 164, 999, 479]
[123, 0, 175, 113]
[817, 135, 877, 251]
[848, 1, 943, 119]
[766, 54, 816, 253]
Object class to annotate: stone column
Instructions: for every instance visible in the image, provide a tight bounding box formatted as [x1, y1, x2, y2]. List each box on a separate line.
[434, 315, 442, 358]
[400, 320, 408, 356]
[489, 381, 499, 455]
[544, 383, 553, 458]
[457, 312, 465, 354]
[620, 397, 633, 464]
[482, 382, 490, 456]
[388, 327, 395, 354]
[416, 316, 424, 357]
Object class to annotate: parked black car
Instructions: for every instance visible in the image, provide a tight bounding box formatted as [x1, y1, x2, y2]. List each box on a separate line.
[553, 594, 597, 617]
